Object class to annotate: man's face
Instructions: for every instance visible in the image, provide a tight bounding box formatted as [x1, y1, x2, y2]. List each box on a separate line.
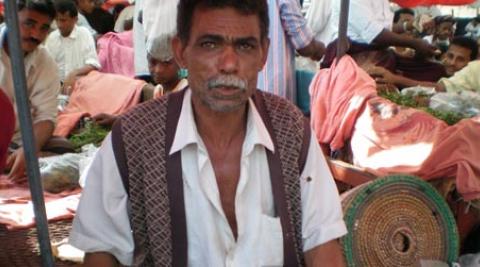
[18, 9, 52, 53]
[173, 7, 269, 113]
[436, 22, 454, 41]
[147, 54, 179, 86]
[442, 44, 472, 76]
[56, 12, 77, 37]
[77, 0, 95, 14]
[398, 13, 414, 24]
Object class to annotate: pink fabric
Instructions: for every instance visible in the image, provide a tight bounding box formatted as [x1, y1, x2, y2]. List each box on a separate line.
[97, 30, 135, 78]
[309, 56, 377, 150]
[0, 175, 80, 230]
[310, 55, 480, 200]
[392, 0, 475, 7]
[53, 71, 144, 137]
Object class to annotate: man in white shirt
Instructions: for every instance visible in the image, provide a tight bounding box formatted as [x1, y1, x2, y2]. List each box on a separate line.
[45, 0, 100, 94]
[70, 0, 347, 266]
[1, 0, 60, 181]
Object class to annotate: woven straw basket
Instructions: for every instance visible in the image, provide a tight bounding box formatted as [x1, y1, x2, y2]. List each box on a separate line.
[341, 175, 459, 267]
[0, 219, 79, 266]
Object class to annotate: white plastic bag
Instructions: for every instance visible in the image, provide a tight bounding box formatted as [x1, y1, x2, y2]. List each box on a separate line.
[429, 91, 480, 118]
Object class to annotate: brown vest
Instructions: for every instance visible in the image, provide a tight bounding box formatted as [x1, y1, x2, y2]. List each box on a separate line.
[111, 88, 311, 267]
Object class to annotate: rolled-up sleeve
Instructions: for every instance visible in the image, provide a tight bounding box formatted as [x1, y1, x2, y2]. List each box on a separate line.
[82, 28, 101, 69]
[278, 0, 314, 50]
[69, 134, 134, 266]
[300, 132, 347, 251]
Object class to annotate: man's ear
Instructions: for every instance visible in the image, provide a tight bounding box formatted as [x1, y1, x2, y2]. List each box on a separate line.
[259, 37, 270, 71]
[172, 36, 187, 69]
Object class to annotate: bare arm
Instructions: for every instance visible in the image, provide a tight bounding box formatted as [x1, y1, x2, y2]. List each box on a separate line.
[304, 239, 346, 267]
[7, 120, 54, 181]
[373, 30, 436, 58]
[297, 39, 326, 61]
[83, 252, 119, 267]
[63, 65, 97, 94]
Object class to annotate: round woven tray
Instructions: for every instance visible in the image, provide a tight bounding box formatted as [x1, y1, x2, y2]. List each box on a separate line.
[341, 175, 459, 267]
[0, 219, 80, 266]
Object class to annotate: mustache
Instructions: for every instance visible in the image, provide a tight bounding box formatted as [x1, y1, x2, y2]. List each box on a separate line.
[207, 75, 247, 90]
[24, 37, 41, 45]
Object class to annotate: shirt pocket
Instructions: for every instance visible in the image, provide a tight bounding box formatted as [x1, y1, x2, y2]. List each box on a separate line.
[259, 214, 284, 266]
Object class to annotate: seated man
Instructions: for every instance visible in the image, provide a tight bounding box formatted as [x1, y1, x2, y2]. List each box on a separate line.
[92, 34, 188, 126]
[322, 0, 444, 83]
[370, 36, 478, 89]
[45, 0, 100, 94]
[70, 0, 347, 266]
[423, 15, 455, 54]
[1, 0, 60, 181]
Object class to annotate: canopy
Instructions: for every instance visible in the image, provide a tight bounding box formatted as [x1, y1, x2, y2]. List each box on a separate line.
[393, 0, 476, 7]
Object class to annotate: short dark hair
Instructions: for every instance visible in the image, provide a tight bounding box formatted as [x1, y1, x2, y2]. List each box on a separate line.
[177, 0, 269, 43]
[393, 8, 414, 23]
[54, 0, 78, 17]
[18, 0, 56, 20]
[450, 36, 478, 60]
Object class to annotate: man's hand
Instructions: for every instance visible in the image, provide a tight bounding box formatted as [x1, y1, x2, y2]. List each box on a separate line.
[62, 73, 77, 95]
[367, 66, 397, 85]
[412, 39, 438, 58]
[297, 39, 326, 61]
[92, 113, 118, 127]
[6, 148, 27, 183]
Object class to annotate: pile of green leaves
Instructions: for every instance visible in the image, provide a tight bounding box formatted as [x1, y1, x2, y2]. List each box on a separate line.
[379, 90, 464, 125]
[69, 120, 110, 150]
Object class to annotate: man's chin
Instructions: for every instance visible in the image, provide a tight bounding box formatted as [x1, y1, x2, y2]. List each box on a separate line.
[21, 43, 38, 53]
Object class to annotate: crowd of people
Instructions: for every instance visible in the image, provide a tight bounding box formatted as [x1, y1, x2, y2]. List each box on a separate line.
[0, 0, 479, 266]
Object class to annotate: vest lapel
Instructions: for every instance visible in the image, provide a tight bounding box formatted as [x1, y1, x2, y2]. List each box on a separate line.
[166, 89, 188, 267]
[252, 90, 300, 267]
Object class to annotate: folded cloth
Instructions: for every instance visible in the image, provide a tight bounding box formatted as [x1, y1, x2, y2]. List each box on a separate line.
[53, 71, 144, 137]
[97, 31, 135, 77]
[0, 175, 81, 230]
[310, 55, 480, 200]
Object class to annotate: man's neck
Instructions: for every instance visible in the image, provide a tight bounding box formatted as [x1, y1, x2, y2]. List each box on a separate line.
[163, 78, 182, 93]
[192, 98, 248, 148]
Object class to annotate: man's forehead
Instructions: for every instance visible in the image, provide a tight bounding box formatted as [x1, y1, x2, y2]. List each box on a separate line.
[190, 7, 261, 39]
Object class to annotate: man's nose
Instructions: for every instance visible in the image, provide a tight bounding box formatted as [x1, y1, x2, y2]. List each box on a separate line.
[218, 46, 239, 74]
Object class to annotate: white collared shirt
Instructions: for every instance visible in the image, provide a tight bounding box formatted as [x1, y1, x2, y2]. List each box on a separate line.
[0, 26, 60, 144]
[45, 25, 100, 81]
[328, 0, 393, 44]
[70, 89, 347, 266]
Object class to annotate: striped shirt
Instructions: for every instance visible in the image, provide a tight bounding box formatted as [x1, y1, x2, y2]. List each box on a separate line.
[257, 0, 314, 103]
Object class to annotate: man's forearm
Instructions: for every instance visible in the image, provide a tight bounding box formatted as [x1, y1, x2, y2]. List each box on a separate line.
[83, 252, 119, 267]
[391, 74, 438, 89]
[373, 30, 417, 49]
[304, 240, 346, 267]
[33, 120, 54, 152]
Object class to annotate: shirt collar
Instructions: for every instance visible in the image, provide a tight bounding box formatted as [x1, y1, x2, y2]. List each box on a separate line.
[169, 88, 274, 155]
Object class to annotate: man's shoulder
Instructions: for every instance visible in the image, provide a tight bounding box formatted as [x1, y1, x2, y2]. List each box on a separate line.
[120, 95, 170, 127]
[256, 89, 303, 116]
[76, 26, 94, 38]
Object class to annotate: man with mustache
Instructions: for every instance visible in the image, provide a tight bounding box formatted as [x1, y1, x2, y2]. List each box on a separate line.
[70, 0, 347, 266]
[0, 0, 60, 181]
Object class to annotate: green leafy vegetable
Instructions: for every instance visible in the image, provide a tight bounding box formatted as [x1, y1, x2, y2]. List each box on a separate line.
[69, 120, 110, 150]
[379, 91, 464, 125]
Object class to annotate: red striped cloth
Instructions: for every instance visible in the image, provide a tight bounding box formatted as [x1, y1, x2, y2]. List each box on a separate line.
[393, 0, 475, 7]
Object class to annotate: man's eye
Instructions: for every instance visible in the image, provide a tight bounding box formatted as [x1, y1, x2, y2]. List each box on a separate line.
[23, 21, 34, 28]
[237, 43, 255, 51]
[201, 41, 217, 49]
